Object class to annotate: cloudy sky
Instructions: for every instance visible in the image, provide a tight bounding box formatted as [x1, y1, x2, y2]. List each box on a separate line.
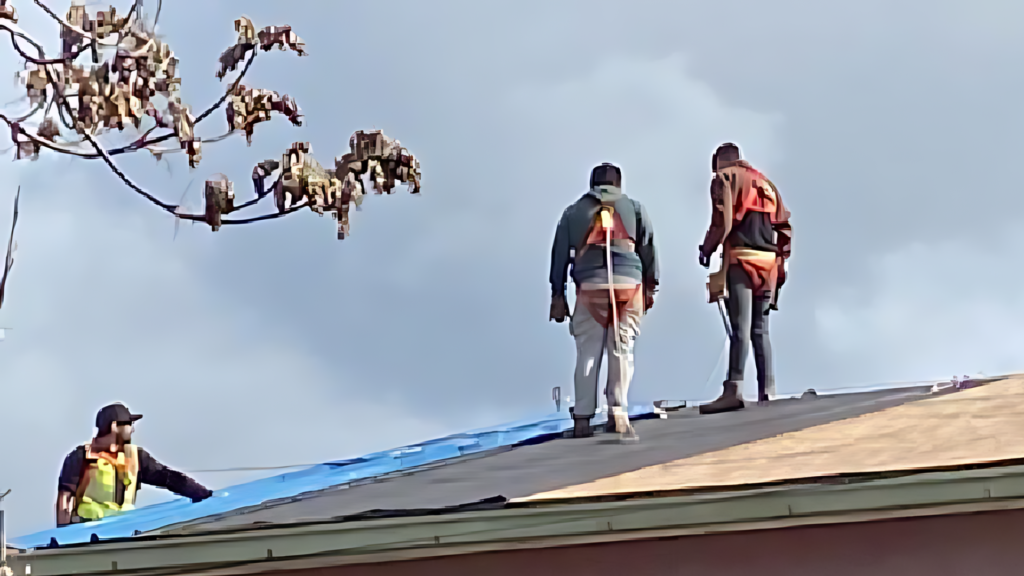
[1, 0, 1022, 537]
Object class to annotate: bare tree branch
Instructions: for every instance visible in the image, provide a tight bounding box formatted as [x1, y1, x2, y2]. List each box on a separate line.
[0, 186, 19, 311]
[153, 0, 162, 30]
[81, 128, 177, 212]
[2, 2, 423, 252]
[31, 0, 137, 47]
[0, 19, 46, 58]
[108, 49, 258, 156]
[0, 1, 426, 312]
[0, 48, 258, 159]
[175, 198, 306, 226]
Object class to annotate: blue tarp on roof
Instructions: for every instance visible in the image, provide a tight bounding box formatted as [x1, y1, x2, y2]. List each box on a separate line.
[12, 405, 657, 549]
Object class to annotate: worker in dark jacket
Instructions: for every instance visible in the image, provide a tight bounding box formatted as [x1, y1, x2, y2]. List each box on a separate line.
[550, 163, 658, 441]
[56, 403, 213, 527]
[699, 143, 792, 414]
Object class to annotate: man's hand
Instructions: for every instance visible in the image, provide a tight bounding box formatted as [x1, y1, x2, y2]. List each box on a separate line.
[191, 488, 214, 503]
[644, 287, 656, 313]
[56, 490, 75, 527]
[549, 293, 569, 323]
[698, 247, 711, 269]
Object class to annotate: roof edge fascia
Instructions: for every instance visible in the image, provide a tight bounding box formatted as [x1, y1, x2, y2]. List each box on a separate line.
[11, 464, 1024, 576]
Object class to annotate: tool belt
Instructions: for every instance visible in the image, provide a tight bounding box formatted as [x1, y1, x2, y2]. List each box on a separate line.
[707, 245, 778, 303]
[729, 247, 777, 265]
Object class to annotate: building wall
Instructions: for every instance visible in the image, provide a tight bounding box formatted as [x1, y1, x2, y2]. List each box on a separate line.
[266, 507, 1024, 576]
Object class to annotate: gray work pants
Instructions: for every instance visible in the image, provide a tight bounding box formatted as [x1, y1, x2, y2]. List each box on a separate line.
[570, 298, 641, 419]
[726, 264, 775, 400]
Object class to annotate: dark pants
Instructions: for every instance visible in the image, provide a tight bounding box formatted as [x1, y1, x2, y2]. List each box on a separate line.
[726, 264, 774, 400]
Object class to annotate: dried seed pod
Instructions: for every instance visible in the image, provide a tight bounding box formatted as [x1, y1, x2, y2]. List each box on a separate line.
[204, 174, 234, 231]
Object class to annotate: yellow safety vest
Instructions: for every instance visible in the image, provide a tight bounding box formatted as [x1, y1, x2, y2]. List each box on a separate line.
[74, 442, 139, 522]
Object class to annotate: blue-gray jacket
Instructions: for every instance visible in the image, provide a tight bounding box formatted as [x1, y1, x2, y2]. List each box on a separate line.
[549, 186, 658, 297]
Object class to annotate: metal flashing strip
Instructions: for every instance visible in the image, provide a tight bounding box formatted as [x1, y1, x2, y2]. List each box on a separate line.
[10, 464, 1024, 576]
[11, 406, 659, 550]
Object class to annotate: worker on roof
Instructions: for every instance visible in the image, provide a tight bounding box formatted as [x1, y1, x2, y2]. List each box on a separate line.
[699, 143, 792, 414]
[549, 162, 658, 441]
[55, 403, 214, 527]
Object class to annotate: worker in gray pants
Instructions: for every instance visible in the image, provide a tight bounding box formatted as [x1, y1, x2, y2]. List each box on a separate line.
[549, 163, 658, 439]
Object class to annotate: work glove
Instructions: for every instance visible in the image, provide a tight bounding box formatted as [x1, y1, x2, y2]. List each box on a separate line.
[191, 488, 214, 503]
[698, 247, 711, 269]
[549, 293, 569, 323]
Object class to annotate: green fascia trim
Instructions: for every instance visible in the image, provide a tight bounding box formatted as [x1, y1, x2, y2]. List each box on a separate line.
[11, 465, 1024, 576]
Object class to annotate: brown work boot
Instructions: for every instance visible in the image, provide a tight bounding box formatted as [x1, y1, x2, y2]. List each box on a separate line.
[699, 381, 745, 415]
[573, 416, 593, 438]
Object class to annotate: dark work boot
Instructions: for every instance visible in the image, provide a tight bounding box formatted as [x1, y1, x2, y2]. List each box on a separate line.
[757, 374, 773, 406]
[699, 381, 745, 415]
[573, 416, 593, 438]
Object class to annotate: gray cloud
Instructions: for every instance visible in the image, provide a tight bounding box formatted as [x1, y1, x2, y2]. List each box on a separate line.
[2, 0, 1022, 537]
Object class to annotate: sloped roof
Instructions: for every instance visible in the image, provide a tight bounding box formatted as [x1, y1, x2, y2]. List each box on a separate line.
[149, 384, 944, 536]
[519, 375, 1024, 502]
[10, 405, 658, 549]
[13, 377, 1004, 550]
[12, 463, 1024, 576]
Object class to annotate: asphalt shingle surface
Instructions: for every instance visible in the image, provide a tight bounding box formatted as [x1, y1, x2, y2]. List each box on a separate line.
[164, 387, 939, 533]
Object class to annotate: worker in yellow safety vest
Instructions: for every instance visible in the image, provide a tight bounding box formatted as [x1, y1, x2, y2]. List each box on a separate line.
[56, 403, 214, 527]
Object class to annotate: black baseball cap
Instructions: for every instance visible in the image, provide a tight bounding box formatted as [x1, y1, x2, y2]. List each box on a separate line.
[590, 163, 622, 187]
[95, 403, 143, 433]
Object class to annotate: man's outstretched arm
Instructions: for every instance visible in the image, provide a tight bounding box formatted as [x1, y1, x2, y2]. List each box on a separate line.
[137, 449, 213, 503]
[549, 209, 571, 297]
[549, 209, 572, 322]
[699, 176, 727, 263]
[55, 448, 84, 527]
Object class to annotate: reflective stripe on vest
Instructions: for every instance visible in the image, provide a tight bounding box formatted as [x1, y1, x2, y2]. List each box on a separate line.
[75, 443, 139, 521]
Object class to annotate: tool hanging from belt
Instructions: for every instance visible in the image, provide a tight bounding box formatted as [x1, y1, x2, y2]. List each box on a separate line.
[715, 252, 732, 340]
